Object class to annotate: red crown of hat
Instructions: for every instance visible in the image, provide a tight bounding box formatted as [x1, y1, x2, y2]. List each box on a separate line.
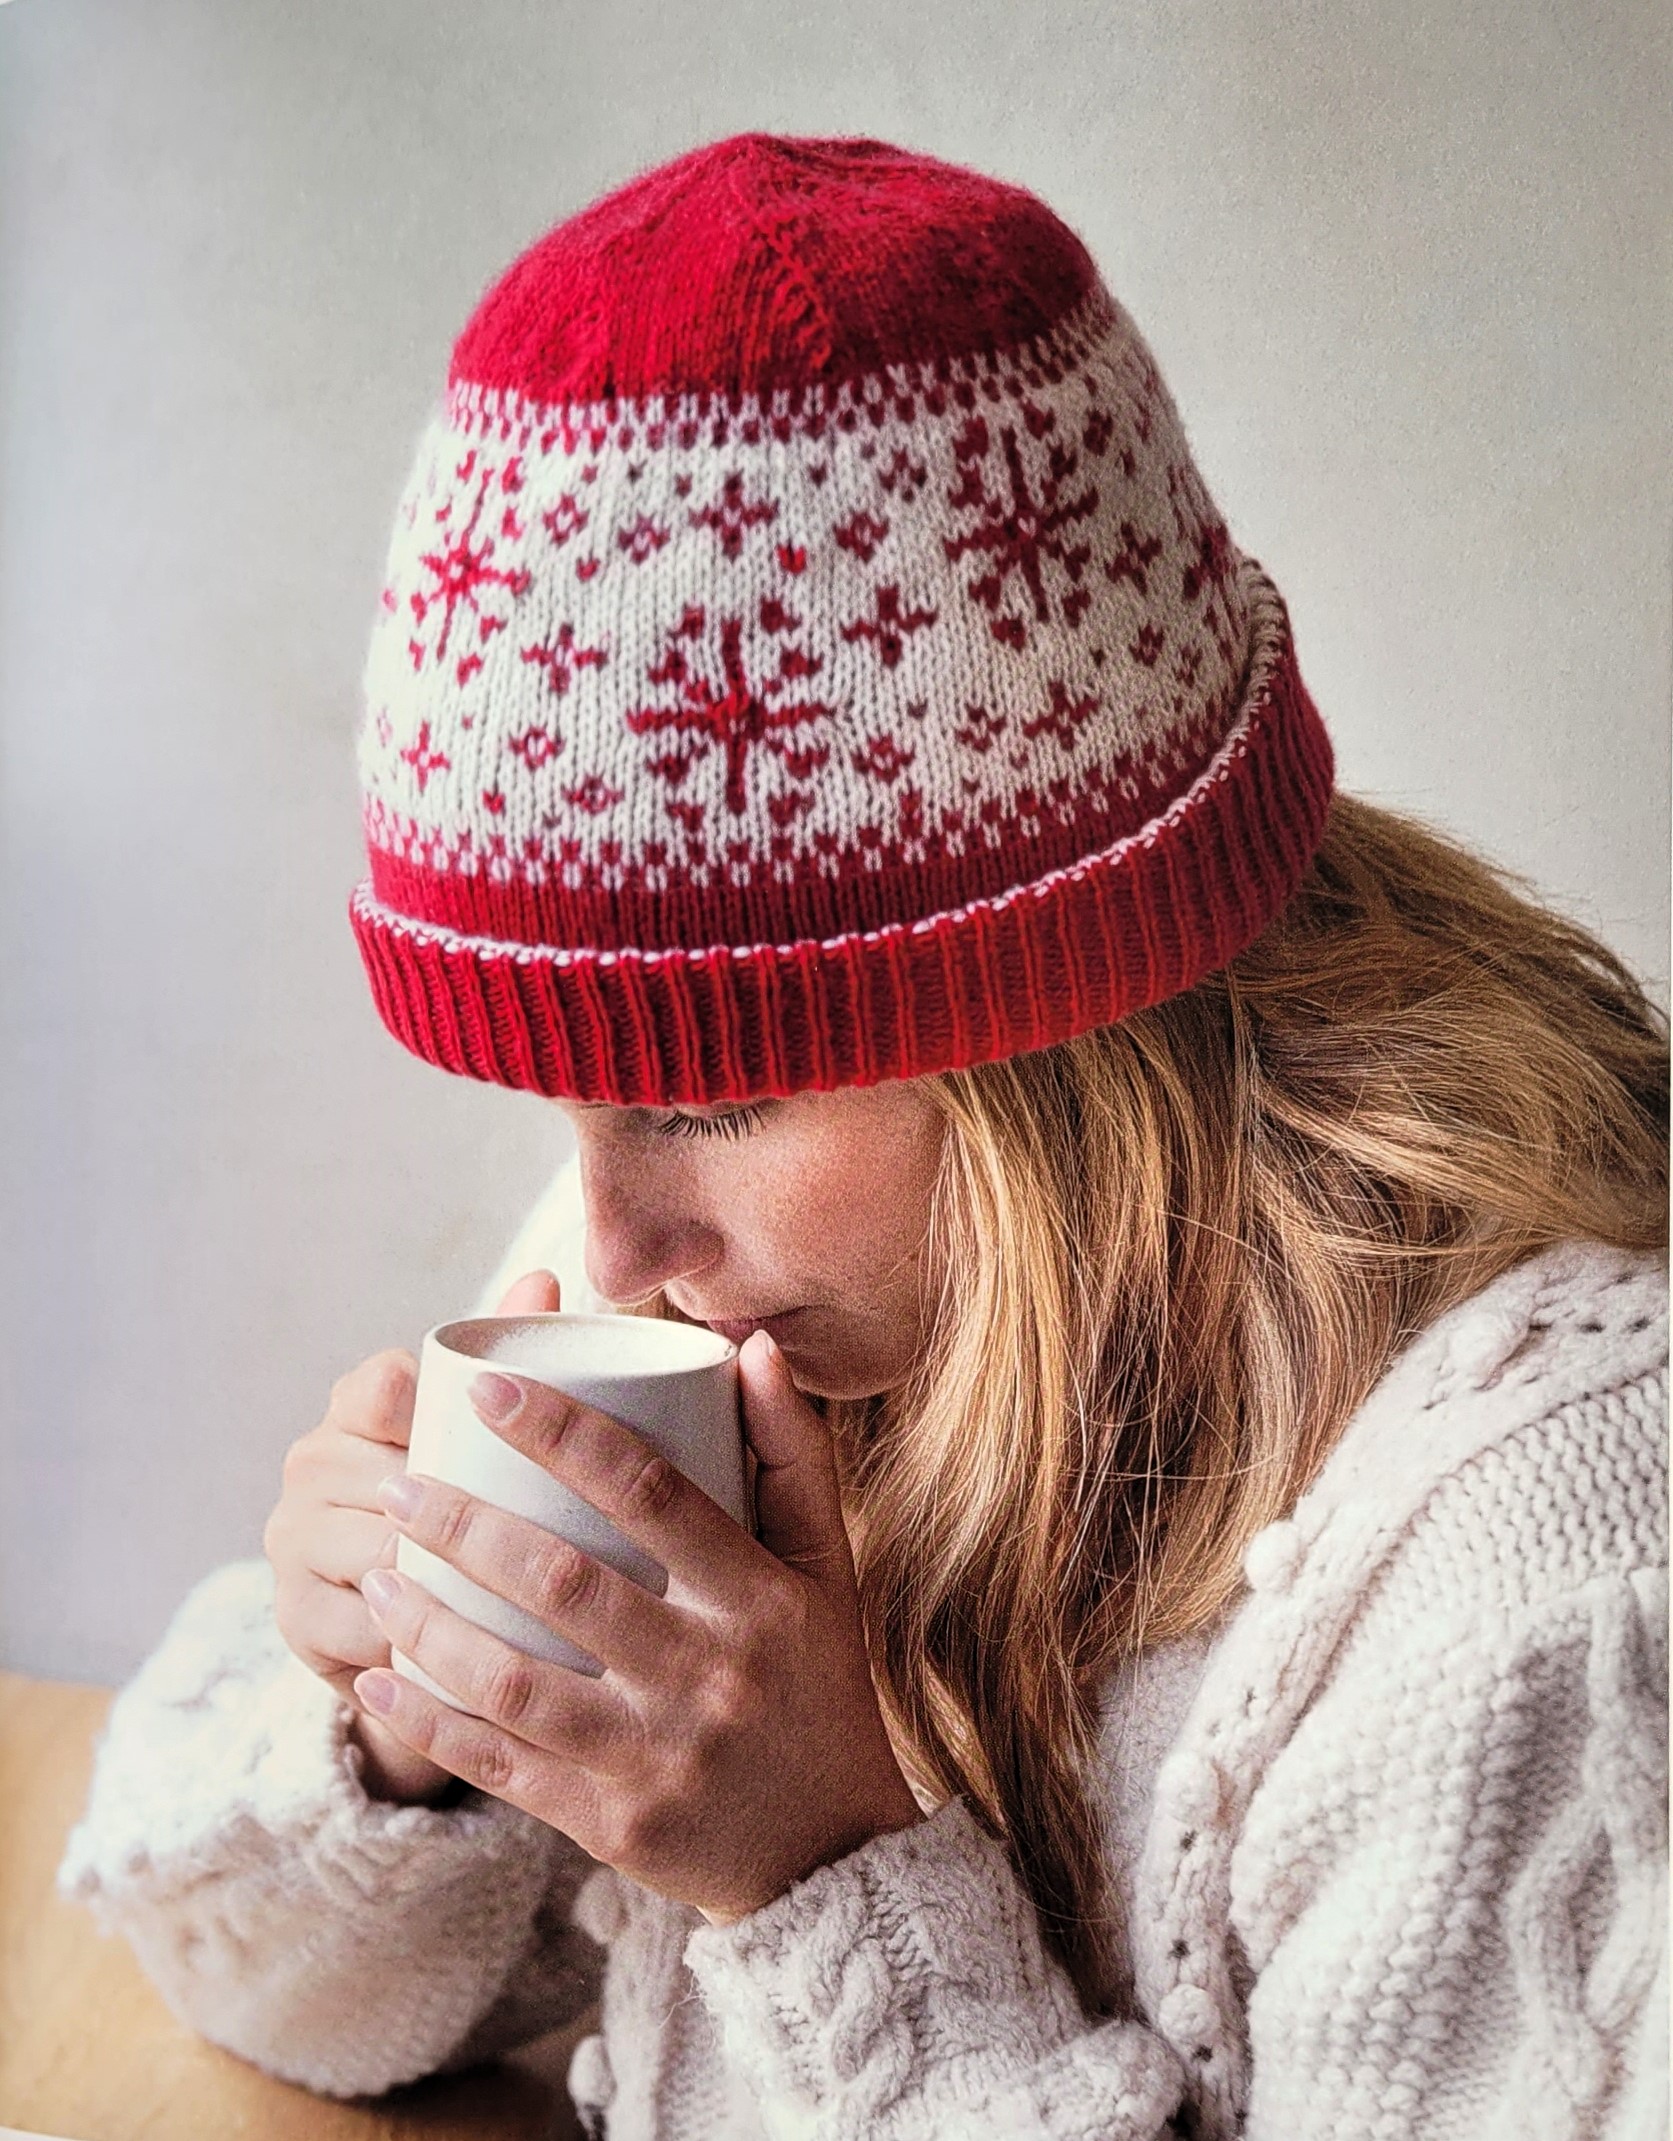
[349, 133, 1334, 1102]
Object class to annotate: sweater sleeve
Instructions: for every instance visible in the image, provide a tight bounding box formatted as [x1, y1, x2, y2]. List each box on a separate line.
[681, 1798, 1186, 2139]
[56, 1148, 607, 2099]
[57, 1555, 605, 2097]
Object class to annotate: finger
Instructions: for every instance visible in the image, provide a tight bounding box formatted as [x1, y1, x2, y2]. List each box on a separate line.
[354, 1662, 603, 1827]
[282, 1431, 418, 1513]
[319, 1660, 371, 1709]
[269, 1492, 393, 1578]
[329, 1350, 419, 1448]
[494, 1268, 562, 1316]
[376, 1477, 681, 1684]
[303, 1507, 399, 1586]
[281, 1578, 391, 1678]
[738, 1331, 853, 1585]
[355, 1578, 612, 1776]
[465, 1370, 760, 1607]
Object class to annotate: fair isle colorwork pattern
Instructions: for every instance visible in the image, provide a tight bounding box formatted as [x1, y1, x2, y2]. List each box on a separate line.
[348, 135, 1335, 1101]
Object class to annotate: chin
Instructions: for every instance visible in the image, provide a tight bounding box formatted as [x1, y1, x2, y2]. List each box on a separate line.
[663, 1297, 909, 1403]
[780, 1348, 902, 1405]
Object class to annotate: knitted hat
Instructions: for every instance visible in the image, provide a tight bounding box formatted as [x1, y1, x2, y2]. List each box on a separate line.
[349, 133, 1334, 1102]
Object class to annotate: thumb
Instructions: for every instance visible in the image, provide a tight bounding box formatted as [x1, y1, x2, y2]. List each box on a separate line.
[738, 1331, 850, 1586]
[494, 1268, 562, 1316]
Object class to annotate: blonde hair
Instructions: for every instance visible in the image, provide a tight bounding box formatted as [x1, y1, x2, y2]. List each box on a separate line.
[815, 792, 1668, 2014]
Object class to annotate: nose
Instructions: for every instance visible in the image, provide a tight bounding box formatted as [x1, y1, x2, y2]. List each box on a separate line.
[577, 1146, 725, 1308]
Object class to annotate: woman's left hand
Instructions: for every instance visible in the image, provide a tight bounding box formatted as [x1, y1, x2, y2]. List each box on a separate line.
[353, 1330, 923, 1926]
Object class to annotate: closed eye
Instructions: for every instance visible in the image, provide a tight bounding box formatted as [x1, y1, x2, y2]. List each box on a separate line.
[651, 1105, 765, 1143]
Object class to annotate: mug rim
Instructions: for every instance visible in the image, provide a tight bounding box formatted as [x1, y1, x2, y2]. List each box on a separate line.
[429, 1308, 738, 1376]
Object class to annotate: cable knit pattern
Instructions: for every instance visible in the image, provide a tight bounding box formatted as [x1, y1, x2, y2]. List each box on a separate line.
[58, 1168, 1668, 2138]
[1123, 1239, 1668, 2141]
[682, 1797, 1181, 2138]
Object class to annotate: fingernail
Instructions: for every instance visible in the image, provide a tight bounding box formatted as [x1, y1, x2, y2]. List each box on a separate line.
[360, 1568, 399, 1613]
[470, 1371, 524, 1421]
[356, 1669, 397, 1714]
[378, 1473, 422, 1520]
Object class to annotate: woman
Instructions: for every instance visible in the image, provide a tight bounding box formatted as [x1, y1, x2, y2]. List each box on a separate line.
[61, 133, 1667, 2140]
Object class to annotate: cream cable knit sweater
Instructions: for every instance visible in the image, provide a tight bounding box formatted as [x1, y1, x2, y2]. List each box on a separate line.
[59, 1162, 1669, 2141]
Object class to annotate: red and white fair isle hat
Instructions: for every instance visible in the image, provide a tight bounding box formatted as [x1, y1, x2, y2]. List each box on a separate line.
[349, 133, 1335, 1103]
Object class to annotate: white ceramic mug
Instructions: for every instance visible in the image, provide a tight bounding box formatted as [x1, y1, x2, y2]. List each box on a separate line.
[393, 1311, 744, 1707]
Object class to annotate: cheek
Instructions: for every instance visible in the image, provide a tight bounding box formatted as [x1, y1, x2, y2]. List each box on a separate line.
[753, 1117, 944, 1396]
[763, 1141, 932, 1288]
[852, 1115, 944, 1258]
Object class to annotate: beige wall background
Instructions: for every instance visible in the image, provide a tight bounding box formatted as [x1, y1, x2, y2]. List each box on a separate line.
[2, 0, 1667, 1683]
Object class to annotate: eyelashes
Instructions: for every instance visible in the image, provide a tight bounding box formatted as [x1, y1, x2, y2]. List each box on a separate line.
[652, 1104, 765, 1143]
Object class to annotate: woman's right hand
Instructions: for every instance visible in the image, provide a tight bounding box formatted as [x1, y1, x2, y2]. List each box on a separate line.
[264, 1268, 562, 1803]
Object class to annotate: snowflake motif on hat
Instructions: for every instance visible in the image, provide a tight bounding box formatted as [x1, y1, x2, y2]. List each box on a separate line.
[942, 410, 1099, 651]
[840, 583, 938, 669]
[563, 773, 625, 815]
[625, 605, 836, 818]
[688, 471, 779, 558]
[877, 446, 928, 499]
[1183, 517, 1236, 604]
[852, 734, 915, 784]
[834, 509, 890, 562]
[543, 493, 589, 547]
[520, 622, 609, 697]
[1022, 679, 1102, 754]
[953, 705, 1006, 755]
[617, 513, 672, 565]
[407, 453, 532, 685]
[1106, 520, 1165, 597]
[399, 721, 451, 793]
[507, 724, 564, 771]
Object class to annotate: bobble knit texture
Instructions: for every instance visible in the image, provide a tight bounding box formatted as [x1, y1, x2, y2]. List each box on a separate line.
[347, 135, 1335, 1102]
[60, 1162, 1668, 2141]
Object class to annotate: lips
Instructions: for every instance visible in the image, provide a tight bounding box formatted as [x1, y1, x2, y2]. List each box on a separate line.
[704, 1310, 801, 1346]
